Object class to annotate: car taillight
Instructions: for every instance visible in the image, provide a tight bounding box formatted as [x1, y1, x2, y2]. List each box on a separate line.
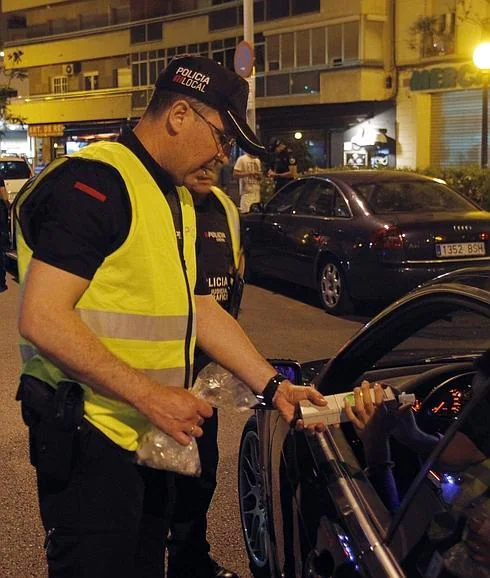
[372, 225, 404, 249]
[480, 232, 489, 241]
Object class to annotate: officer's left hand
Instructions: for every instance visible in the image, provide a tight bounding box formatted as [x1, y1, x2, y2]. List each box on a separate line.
[272, 381, 327, 433]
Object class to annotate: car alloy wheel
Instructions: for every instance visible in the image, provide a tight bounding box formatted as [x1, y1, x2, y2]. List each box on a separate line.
[238, 415, 270, 577]
[318, 260, 352, 315]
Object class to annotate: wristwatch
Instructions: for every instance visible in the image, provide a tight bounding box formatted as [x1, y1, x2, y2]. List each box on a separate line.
[258, 373, 287, 406]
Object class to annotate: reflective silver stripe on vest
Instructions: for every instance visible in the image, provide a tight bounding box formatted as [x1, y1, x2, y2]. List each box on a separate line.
[77, 309, 195, 341]
[20, 343, 39, 362]
[141, 366, 193, 388]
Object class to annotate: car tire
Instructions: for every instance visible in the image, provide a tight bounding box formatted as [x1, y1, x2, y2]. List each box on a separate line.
[238, 415, 271, 578]
[317, 259, 353, 315]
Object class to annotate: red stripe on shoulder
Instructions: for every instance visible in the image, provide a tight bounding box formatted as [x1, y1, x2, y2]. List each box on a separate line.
[74, 181, 107, 202]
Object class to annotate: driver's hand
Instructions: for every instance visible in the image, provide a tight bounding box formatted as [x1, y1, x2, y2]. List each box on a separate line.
[272, 380, 327, 434]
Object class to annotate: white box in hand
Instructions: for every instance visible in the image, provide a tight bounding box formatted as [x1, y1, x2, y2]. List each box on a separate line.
[300, 386, 400, 426]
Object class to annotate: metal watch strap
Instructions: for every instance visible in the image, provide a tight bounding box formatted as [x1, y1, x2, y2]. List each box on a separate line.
[260, 373, 287, 405]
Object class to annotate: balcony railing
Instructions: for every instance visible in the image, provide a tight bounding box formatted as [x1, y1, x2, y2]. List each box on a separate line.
[5, 2, 214, 43]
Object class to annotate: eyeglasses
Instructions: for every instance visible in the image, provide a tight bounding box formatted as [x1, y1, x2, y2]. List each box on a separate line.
[189, 105, 236, 154]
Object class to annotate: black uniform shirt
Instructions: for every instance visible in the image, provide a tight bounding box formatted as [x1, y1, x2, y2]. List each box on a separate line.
[273, 148, 296, 175]
[20, 128, 209, 294]
[193, 191, 235, 377]
[194, 192, 234, 311]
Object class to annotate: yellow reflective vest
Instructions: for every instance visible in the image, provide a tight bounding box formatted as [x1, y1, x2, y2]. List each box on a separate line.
[16, 142, 197, 450]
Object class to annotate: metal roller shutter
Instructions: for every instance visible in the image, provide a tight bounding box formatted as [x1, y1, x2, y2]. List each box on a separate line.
[431, 89, 487, 167]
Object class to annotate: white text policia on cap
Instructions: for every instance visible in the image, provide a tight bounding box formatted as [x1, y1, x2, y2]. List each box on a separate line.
[172, 67, 210, 93]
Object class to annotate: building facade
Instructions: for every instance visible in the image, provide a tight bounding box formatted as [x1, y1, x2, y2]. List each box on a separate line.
[1, 0, 487, 170]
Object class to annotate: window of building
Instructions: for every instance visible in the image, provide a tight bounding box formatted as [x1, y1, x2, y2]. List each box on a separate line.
[267, 23, 358, 73]
[115, 68, 132, 88]
[281, 33, 294, 68]
[267, 0, 289, 20]
[327, 24, 342, 65]
[131, 51, 166, 87]
[7, 14, 27, 29]
[312, 27, 326, 65]
[52, 76, 68, 94]
[254, 1, 265, 22]
[343, 21, 359, 62]
[210, 0, 319, 31]
[296, 30, 311, 68]
[130, 25, 146, 44]
[291, 71, 319, 95]
[83, 72, 99, 91]
[255, 34, 265, 73]
[420, 12, 456, 57]
[209, 6, 240, 31]
[148, 22, 162, 41]
[130, 22, 163, 44]
[292, 0, 320, 15]
[267, 35, 280, 71]
[266, 74, 290, 96]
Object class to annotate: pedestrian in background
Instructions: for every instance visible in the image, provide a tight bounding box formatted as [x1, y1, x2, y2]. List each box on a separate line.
[233, 150, 262, 212]
[15, 54, 327, 578]
[267, 138, 298, 193]
[168, 164, 242, 578]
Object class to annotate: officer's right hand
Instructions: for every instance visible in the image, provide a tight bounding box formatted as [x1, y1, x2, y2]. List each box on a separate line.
[140, 385, 213, 446]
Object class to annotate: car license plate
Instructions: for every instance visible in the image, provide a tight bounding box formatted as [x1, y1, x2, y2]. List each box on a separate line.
[435, 242, 486, 258]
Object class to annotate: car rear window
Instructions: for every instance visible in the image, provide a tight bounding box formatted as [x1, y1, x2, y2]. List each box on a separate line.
[0, 160, 31, 180]
[352, 180, 477, 214]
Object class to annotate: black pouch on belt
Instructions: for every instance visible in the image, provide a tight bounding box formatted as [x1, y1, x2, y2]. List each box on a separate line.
[16, 374, 84, 481]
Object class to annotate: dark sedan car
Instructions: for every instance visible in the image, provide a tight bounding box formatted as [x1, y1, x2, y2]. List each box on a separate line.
[238, 267, 490, 578]
[242, 170, 490, 314]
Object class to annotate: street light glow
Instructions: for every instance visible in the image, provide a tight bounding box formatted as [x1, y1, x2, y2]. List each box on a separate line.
[473, 42, 490, 167]
[473, 42, 490, 70]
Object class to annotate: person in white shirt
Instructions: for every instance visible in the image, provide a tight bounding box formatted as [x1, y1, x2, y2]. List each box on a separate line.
[233, 151, 262, 212]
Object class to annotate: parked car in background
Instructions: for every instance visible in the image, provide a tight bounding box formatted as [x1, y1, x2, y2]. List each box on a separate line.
[0, 155, 34, 203]
[242, 170, 490, 314]
[238, 266, 490, 577]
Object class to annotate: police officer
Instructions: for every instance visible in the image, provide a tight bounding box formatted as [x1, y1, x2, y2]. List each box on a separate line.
[168, 165, 242, 578]
[15, 55, 327, 578]
[267, 138, 298, 193]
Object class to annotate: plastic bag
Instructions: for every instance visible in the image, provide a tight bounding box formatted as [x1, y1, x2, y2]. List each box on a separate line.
[192, 363, 258, 410]
[135, 364, 257, 476]
[136, 429, 202, 476]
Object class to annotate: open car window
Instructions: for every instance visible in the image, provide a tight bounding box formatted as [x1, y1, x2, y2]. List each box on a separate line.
[385, 367, 490, 577]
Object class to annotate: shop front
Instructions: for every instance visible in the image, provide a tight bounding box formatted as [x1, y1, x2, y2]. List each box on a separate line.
[256, 99, 396, 172]
[408, 62, 485, 168]
[28, 119, 135, 171]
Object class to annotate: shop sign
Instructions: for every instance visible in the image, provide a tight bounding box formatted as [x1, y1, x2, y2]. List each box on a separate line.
[28, 123, 65, 137]
[410, 64, 483, 92]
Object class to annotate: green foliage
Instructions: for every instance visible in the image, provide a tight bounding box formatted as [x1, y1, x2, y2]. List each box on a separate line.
[403, 165, 490, 210]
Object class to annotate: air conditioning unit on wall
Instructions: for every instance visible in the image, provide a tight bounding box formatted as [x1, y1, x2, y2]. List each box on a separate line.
[63, 62, 81, 76]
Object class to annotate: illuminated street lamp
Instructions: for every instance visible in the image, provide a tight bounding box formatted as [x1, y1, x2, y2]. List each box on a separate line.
[473, 42, 490, 168]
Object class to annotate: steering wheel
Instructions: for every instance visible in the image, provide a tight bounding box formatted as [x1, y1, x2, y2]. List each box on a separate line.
[414, 371, 475, 435]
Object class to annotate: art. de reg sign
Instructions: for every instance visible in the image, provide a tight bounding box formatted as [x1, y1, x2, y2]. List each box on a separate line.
[410, 63, 484, 92]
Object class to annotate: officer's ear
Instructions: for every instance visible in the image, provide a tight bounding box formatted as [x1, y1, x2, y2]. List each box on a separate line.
[166, 100, 192, 136]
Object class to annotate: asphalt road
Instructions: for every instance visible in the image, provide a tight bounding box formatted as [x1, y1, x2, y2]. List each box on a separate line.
[0, 274, 366, 578]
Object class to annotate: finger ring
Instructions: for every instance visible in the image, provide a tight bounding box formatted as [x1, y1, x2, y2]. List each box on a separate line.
[190, 425, 196, 435]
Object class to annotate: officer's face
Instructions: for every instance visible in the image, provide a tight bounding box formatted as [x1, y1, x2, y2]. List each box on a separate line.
[184, 165, 218, 196]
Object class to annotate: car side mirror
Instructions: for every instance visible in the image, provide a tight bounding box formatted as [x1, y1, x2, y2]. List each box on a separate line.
[268, 359, 303, 385]
[249, 202, 264, 214]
